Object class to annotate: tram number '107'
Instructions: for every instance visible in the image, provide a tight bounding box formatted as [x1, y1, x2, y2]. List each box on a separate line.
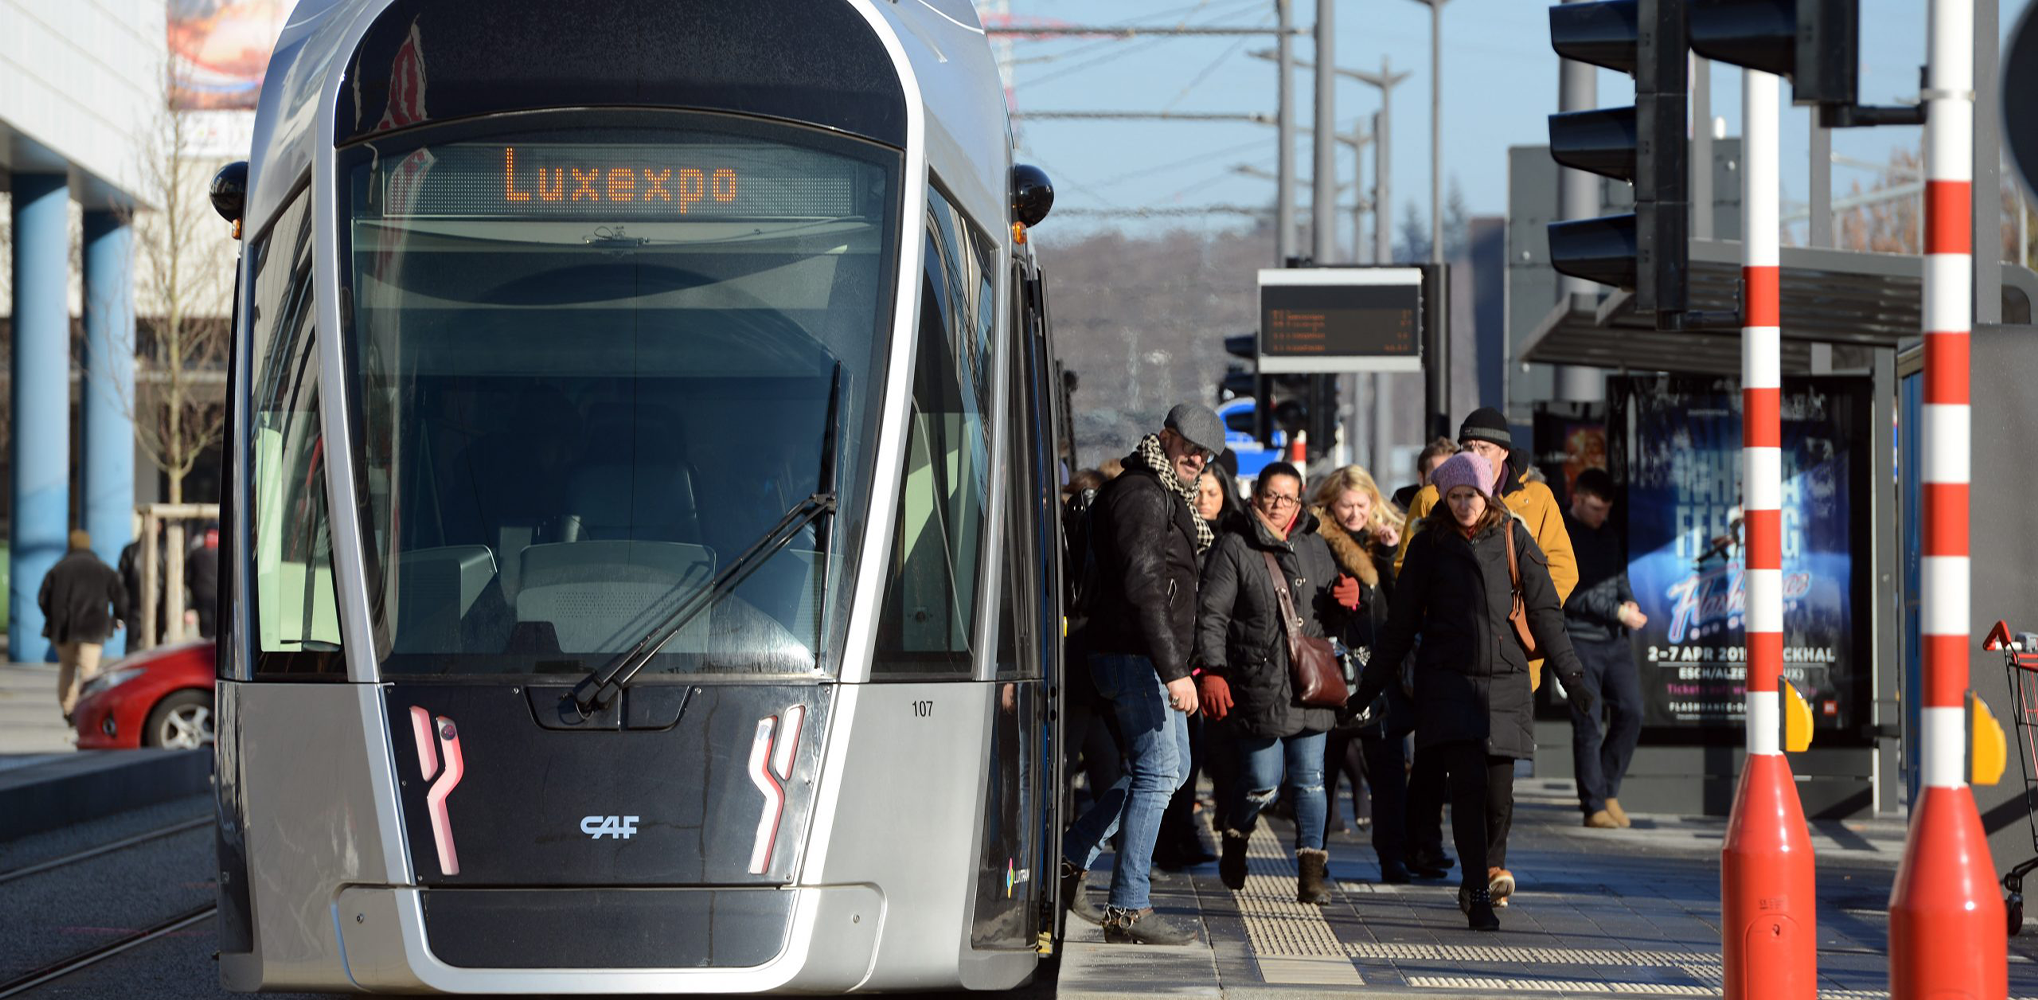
[911, 700, 933, 718]
[502, 147, 738, 213]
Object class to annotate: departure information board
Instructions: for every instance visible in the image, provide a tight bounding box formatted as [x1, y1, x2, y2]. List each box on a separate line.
[379, 143, 868, 220]
[1256, 268, 1423, 373]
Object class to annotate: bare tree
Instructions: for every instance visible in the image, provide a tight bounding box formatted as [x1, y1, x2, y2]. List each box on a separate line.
[92, 71, 235, 644]
[1835, 148, 1923, 255]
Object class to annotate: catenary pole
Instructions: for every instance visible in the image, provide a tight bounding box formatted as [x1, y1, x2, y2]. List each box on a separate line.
[1719, 68, 1817, 1000]
[1313, 0, 1336, 263]
[1887, 0, 2009, 990]
[1277, 0, 1297, 264]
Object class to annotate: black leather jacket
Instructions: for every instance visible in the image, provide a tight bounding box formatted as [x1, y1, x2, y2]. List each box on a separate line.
[1192, 509, 1342, 738]
[1078, 453, 1202, 683]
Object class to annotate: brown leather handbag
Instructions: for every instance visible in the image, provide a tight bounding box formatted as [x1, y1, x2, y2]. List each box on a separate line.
[1261, 551, 1349, 708]
[1503, 524, 1541, 659]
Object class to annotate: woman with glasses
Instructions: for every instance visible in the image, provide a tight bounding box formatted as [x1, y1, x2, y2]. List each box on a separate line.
[1190, 461, 1345, 905]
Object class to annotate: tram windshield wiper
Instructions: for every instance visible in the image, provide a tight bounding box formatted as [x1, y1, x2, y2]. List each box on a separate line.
[568, 364, 844, 716]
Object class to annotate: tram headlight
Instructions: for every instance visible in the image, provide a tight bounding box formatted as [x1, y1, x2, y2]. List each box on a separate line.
[81, 667, 146, 700]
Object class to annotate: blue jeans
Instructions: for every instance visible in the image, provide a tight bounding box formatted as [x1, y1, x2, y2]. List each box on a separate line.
[1229, 730, 1328, 852]
[1061, 653, 1192, 910]
[1569, 634, 1643, 814]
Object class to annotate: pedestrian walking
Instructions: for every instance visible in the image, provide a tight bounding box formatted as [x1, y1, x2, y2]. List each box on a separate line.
[1060, 403, 1226, 945]
[1193, 462, 1344, 905]
[42, 530, 131, 721]
[187, 524, 221, 640]
[1153, 467, 1239, 871]
[1394, 409, 1580, 884]
[1349, 453, 1593, 930]
[1391, 437, 1460, 511]
[1561, 468, 1648, 829]
[1310, 464, 1415, 883]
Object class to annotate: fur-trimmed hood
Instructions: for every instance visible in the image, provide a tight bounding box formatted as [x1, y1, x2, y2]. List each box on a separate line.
[1309, 506, 1380, 587]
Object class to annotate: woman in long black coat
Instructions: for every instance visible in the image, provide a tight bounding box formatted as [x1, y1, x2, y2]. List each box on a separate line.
[1192, 462, 1344, 905]
[1347, 453, 1593, 930]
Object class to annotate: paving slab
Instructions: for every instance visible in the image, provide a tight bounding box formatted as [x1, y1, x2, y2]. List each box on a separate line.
[1056, 787, 2038, 998]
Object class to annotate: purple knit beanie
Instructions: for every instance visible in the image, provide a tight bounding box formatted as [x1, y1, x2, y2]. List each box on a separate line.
[1429, 452, 1495, 500]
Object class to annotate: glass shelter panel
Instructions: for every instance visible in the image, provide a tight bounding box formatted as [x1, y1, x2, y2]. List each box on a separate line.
[338, 113, 901, 677]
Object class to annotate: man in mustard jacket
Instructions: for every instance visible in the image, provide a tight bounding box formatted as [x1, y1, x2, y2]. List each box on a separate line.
[1391, 407, 1577, 902]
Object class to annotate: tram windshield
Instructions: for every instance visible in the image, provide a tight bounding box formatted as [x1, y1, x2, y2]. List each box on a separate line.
[338, 114, 901, 677]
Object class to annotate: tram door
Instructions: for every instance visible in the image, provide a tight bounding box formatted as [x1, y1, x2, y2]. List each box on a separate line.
[970, 261, 1057, 949]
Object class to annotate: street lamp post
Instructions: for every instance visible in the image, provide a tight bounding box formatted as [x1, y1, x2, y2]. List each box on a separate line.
[1408, 0, 1449, 264]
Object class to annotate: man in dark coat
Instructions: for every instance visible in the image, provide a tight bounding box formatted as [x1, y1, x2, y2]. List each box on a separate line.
[187, 525, 221, 640]
[1562, 468, 1648, 829]
[42, 530, 131, 719]
[1060, 402, 1225, 946]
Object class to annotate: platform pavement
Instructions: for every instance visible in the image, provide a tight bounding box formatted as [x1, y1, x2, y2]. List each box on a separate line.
[1055, 778, 2038, 999]
[0, 661, 75, 755]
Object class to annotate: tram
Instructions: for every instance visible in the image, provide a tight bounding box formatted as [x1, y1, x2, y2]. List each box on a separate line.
[208, 0, 1070, 992]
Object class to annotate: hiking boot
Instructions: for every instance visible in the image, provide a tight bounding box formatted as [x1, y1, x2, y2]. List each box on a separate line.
[1487, 867, 1515, 907]
[1060, 860, 1104, 925]
[1378, 856, 1413, 884]
[1463, 887, 1501, 931]
[1102, 906, 1199, 945]
[1407, 847, 1454, 879]
[1584, 809, 1620, 829]
[1219, 829, 1250, 890]
[1605, 797, 1632, 828]
[1296, 848, 1332, 905]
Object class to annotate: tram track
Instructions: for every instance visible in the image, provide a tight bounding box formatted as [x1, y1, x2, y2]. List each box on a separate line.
[0, 816, 211, 888]
[0, 904, 216, 999]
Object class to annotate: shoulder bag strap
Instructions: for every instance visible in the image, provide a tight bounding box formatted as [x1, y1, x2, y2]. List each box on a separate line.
[1261, 550, 1302, 663]
[1504, 521, 1522, 596]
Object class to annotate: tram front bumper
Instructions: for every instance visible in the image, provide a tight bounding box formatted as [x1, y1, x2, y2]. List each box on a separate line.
[332, 883, 884, 994]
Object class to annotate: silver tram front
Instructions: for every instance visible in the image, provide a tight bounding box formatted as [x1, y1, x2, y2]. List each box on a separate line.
[216, 0, 1063, 992]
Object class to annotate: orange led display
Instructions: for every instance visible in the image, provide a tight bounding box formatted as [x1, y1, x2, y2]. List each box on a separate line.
[502, 147, 739, 214]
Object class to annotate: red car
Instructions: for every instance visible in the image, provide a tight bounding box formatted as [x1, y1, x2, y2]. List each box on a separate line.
[72, 640, 216, 750]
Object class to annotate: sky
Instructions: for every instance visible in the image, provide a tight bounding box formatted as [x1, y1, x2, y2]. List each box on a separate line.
[1000, 0, 2038, 244]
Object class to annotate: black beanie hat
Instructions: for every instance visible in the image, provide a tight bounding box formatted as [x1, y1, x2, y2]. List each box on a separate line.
[1459, 407, 1512, 448]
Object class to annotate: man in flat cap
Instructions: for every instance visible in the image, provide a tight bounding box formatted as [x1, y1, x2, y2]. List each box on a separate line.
[1060, 402, 1225, 945]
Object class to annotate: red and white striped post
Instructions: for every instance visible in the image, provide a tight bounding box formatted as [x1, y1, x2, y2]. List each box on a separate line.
[1719, 68, 1817, 1000]
[1888, 0, 2008, 992]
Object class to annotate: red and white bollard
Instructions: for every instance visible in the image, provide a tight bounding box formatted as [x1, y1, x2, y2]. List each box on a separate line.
[1888, 0, 2009, 993]
[1719, 68, 1817, 1000]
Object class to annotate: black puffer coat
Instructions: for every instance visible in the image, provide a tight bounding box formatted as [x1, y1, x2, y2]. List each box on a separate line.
[1355, 514, 1587, 759]
[1192, 509, 1342, 739]
[1079, 452, 1203, 683]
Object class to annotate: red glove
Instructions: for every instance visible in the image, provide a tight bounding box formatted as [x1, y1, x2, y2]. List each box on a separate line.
[1332, 575, 1362, 611]
[1199, 675, 1233, 721]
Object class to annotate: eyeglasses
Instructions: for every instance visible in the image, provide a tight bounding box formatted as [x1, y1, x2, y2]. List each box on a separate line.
[1261, 494, 1300, 509]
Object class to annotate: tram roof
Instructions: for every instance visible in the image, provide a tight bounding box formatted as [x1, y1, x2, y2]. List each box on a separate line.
[244, 0, 1015, 244]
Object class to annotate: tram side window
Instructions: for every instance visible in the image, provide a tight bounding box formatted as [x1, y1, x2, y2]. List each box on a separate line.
[246, 191, 344, 676]
[872, 190, 997, 677]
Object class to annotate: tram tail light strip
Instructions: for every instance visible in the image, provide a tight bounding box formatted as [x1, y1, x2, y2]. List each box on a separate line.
[408, 706, 466, 877]
[747, 704, 806, 875]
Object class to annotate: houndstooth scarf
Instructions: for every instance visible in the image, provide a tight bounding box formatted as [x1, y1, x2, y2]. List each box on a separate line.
[1134, 433, 1215, 554]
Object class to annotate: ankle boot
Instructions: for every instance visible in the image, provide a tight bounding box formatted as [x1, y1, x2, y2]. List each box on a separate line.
[1060, 860, 1105, 925]
[1464, 887, 1500, 931]
[1219, 829, 1250, 890]
[1295, 848, 1332, 905]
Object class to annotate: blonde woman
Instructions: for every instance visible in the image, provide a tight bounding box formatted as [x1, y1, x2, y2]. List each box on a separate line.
[1308, 465, 1410, 881]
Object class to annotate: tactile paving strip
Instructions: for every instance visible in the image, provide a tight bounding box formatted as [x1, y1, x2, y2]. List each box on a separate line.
[1346, 942, 1720, 966]
[1232, 824, 1350, 960]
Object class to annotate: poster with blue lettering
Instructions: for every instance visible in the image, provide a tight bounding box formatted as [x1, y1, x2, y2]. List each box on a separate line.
[1609, 376, 1869, 733]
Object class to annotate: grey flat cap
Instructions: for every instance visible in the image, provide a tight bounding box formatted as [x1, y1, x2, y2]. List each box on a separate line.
[1164, 403, 1227, 456]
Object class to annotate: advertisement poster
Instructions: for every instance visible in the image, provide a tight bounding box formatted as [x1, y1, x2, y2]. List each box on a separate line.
[170, 0, 291, 111]
[1610, 376, 1868, 733]
[1532, 403, 1607, 502]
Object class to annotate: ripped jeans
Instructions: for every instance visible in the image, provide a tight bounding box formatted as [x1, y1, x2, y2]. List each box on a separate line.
[1227, 729, 1328, 852]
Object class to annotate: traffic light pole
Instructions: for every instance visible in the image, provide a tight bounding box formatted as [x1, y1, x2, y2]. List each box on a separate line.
[1888, 0, 2009, 991]
[1719, 69, 1817, 1000]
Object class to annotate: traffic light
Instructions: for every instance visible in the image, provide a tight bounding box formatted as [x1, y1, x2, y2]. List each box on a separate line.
[1545, 0, 1689, 325]
[1688, 0, 1923, 126]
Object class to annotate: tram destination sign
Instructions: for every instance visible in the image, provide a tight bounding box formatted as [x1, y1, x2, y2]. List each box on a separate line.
[1256, 268, 1423, 374]
[380, 143, 868, 220]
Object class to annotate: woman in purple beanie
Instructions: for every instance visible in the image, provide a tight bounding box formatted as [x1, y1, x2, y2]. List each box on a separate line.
[1344, 452, 1592, 931]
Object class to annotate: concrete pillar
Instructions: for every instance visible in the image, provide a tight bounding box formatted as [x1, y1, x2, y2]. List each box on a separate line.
[10, 175, 72, 663]
[82, 211, 136, 657]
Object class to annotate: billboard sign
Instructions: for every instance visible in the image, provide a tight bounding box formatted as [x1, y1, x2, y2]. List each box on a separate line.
[170, 0, 290, 111]
[1256, 267, 1422, 374]
[1610, 375, 1871, 737]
